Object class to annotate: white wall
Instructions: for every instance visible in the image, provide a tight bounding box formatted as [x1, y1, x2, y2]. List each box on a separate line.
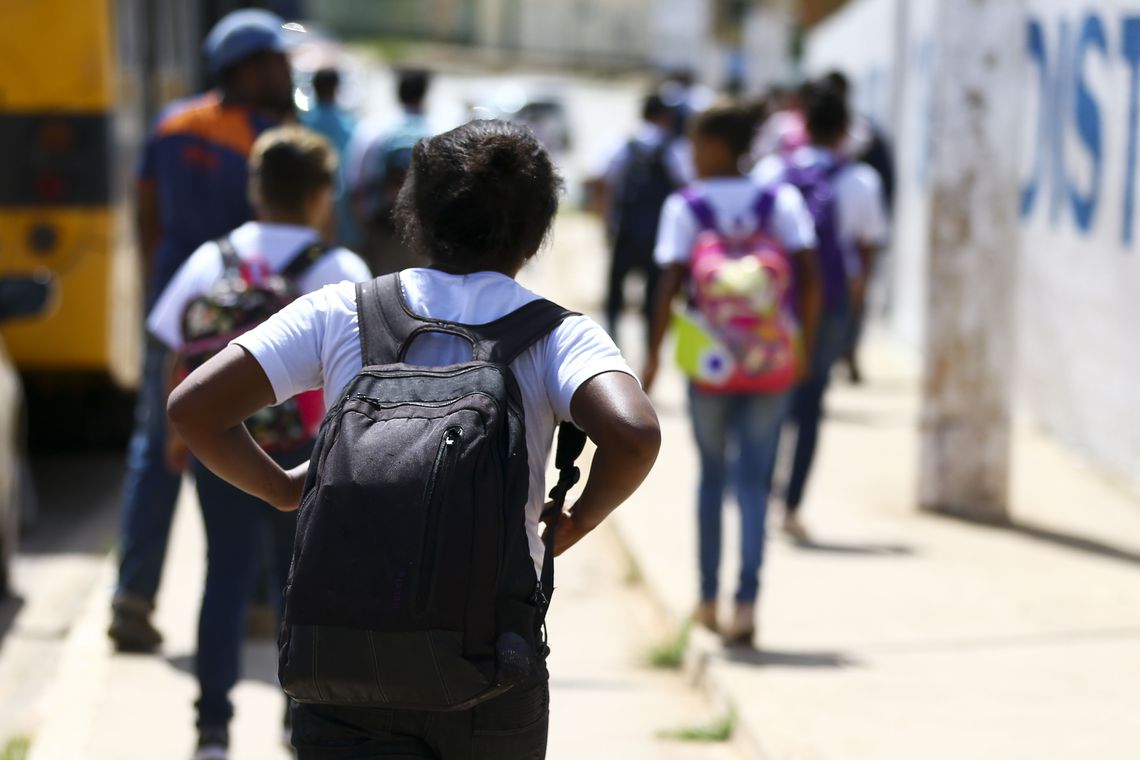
[805, 0, 1140, 488]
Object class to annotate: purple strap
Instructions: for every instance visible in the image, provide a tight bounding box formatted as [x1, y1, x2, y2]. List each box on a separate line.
[682, 186, 778, 234]
[680, 187, 718, 231]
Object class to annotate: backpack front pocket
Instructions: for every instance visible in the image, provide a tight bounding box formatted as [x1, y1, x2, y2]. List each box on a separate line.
[416, 425, 464, 616]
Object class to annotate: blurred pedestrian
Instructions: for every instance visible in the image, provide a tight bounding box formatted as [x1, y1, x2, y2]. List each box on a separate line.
[109, 8, 294, 654]
[821, 69, 896, 383]
[753, 82, 888, 539]
[166, 120, 659, 760]
[752, 82, 810, 161]
[301, 66, 362, 248]
[644, 104, 821, 646]
[148, 126, 369, 760]
[348, 68, 433, 275]
[597, 93, 691, 349]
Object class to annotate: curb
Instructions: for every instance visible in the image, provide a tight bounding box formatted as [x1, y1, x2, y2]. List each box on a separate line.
[607, 518, 771, 760]
[25, 558, 116, 760]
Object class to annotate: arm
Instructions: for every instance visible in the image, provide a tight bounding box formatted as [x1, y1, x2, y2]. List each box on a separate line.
[136, 180, 162, 286]
[641, 262, 687, 393]
[850, 242, 880, 315]
[552, 371, 661, 555]
[792, 248, 822, 367]
[163, 352, 190, 473]
[167, 344, 306, 510]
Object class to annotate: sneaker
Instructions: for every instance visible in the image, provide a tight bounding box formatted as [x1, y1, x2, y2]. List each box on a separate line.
[192, 727, 228, 760]
[108, 594, 163, 653]
[693, 601, 718, 633]
[721, 603, 757, 648]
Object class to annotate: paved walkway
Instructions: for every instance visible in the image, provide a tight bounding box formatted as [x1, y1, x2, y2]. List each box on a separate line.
[523, 212, 1140, 759]
[610, 335, 1140, 760]
[23, 486, 740, 760]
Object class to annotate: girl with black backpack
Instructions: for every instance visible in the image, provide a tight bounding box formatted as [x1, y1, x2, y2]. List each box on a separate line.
[167, 120, 660, 759]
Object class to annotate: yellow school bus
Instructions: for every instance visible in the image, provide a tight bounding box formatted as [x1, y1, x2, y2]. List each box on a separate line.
[0, 0, 198, 392]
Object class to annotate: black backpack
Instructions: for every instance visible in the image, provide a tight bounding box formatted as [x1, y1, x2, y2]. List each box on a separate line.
[278, 273, 586, 711]
[612, 138, 679, 256]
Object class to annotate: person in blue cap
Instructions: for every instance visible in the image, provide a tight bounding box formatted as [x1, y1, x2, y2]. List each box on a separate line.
[110, 7, 293, 656]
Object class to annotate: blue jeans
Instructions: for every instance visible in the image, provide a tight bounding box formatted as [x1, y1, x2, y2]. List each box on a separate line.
[115, 338, 183, 603]
[783, 309, 851, 511]
[193, 447, 308, 730]
[688, 387, 788, 603]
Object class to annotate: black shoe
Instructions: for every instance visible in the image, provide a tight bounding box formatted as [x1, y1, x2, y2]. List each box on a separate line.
[192, 727, 229, 760]
[108, 595, 163, 653]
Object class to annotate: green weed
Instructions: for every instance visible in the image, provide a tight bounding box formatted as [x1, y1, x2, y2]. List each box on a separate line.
[657, 710, 735, 743]
[646, 621, 690, 669]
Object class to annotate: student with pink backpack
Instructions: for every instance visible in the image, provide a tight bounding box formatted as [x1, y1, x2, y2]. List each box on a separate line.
[644, 105, 822, 645]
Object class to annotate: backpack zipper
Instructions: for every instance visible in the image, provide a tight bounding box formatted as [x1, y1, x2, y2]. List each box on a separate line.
[416, 426, 464, 616]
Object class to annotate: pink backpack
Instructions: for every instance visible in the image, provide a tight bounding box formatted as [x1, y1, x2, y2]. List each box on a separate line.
[674, 187, 800, 394]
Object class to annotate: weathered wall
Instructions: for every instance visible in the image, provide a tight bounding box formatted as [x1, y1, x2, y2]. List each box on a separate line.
[805, 0, 1140, 488]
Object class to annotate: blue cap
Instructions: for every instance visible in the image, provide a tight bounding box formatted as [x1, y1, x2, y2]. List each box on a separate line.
[203, 9, 289, 75]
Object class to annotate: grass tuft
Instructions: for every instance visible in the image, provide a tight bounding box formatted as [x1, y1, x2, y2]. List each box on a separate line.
[645, 621, 690, 669]
[1, 735, 31, 760]
[657, 710, 735, 743]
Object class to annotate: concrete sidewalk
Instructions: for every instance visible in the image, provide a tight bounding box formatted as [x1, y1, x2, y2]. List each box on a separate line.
[610, 336, 1140, 760]
[24, 476, 740, 760]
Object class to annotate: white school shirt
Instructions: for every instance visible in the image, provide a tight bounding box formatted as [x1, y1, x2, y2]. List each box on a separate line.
[230, 269, 636, 576]
[752, 146, 889, 257]
[147, 221, 372, 351]
[653, 177, 818, 268]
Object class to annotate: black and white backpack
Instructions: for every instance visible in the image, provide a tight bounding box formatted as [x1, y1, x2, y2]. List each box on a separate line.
[279, 272, 586, 710]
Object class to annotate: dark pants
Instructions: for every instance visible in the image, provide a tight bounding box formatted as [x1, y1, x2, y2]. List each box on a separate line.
[605, 243, 660, 350]
[115, 338, 183, 603]
[192, 445, 309, 730]
[290, 667, 550, 759]
[783, 309, 851, 512]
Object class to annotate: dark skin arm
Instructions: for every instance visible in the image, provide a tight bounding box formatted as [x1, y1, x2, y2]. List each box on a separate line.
[549, 371, 661, 555]
[168, 345, 307, 510]
[793, 247, 822, 370]
[169, 348, 662, 557]
[136, 180, 162, 287]
[641, 262, 688, 393]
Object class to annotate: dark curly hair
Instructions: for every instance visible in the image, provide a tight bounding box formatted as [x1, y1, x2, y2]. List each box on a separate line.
[394, 120, 562, 273]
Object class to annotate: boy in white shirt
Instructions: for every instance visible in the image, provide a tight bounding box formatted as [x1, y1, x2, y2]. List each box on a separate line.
[148, 126, 370, 760]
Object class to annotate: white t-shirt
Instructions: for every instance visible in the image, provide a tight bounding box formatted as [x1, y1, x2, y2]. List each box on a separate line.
[654, 177, 818, 267]
[752, 146, 889, 257]
[147, 221, 372, 351]
[230, 269, 636, 576]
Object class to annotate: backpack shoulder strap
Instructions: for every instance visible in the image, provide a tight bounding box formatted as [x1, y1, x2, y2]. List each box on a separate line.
[467, 298, 579, 366]
[355, 273, 429, 366]
[680, 187, 718, 232]
[215, 235, 241, 274]
[356, 273, 578, 368]
[281, 240, 330, 280]
[752, 185, 779, 230]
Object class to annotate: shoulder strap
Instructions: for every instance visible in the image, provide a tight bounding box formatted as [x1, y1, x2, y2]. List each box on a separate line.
[540, 422, 588, 605]
[680, 188, 718, 232]
[215, 235, 241, 274]
[281, 241, 329, 280]
[752, 186, 778, 231]
[356, 273, 580, 368]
